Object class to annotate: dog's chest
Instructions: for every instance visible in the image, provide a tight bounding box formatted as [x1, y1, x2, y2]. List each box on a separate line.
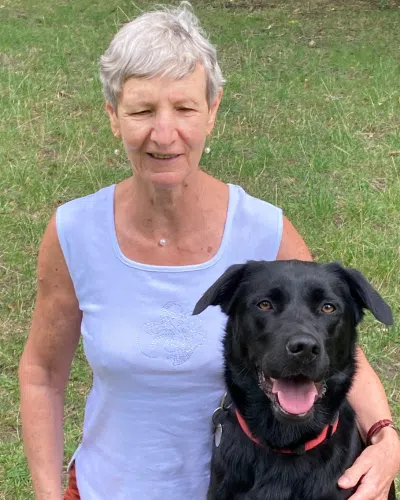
[248, 459, 357, 500]
[210, 411, 361, 500]
[219, 451, 357, 500]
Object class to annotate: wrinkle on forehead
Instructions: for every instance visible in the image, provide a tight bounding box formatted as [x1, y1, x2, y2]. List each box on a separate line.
[119, 65, 208, 107]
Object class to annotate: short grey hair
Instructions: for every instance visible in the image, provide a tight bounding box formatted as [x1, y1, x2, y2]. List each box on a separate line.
[99, 2, 225, 110]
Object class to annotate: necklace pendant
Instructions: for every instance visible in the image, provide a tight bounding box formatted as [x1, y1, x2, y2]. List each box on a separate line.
[159, 238, 167, 246]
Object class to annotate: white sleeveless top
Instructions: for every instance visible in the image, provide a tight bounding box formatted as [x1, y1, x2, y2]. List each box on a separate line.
[56, 183, 283, 499]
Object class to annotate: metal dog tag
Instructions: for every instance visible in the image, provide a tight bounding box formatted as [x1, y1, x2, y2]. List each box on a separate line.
[215, 424, 223, 448]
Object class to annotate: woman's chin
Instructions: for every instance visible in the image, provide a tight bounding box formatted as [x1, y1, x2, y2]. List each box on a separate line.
[140, 169, 199, 189]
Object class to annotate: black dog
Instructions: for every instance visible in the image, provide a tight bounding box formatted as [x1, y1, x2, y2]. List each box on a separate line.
[193, 260, 396, 500]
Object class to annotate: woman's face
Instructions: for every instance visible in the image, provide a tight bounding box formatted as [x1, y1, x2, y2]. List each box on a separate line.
[106, 64, 222, 188]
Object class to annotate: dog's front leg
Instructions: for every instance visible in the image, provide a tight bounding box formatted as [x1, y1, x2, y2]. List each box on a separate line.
[206, 462, 230, 500]
[207, 463, 254, 500]
[233, 490, 285, 500]
[206, 471, 233, 500]
[206, 488, 215, 500]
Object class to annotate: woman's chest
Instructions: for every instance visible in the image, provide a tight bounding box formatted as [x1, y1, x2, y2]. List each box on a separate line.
[79, 283, 227, 389]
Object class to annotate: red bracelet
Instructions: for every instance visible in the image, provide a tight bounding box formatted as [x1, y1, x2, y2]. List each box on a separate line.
[366, 419, 397, 446]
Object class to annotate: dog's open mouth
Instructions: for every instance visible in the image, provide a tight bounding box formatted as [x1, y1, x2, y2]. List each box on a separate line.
[258, 370, 326, 418]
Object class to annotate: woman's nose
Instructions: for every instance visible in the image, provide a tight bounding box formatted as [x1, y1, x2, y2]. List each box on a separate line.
[150, 112, 178, 146]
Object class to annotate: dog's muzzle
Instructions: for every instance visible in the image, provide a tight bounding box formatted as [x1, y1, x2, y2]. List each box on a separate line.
[258, 370, 327, 418]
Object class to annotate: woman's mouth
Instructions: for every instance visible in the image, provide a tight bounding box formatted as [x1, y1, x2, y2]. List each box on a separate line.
[147, 153, 180, 160]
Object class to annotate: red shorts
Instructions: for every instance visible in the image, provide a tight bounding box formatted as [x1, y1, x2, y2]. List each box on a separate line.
[64, 462, 80, 500]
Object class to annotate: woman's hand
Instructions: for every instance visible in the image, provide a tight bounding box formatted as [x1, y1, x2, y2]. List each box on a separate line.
[338, 427, 400, 499]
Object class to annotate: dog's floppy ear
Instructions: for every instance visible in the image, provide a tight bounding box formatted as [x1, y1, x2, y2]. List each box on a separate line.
[192, 264, 247, 315]
[342, 267, 393, 326]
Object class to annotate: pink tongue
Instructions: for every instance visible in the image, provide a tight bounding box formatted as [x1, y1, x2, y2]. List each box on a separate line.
[272, 379, 318, 415]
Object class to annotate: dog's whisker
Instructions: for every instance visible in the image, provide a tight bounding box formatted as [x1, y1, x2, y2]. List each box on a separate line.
[236, 365, 251, 377]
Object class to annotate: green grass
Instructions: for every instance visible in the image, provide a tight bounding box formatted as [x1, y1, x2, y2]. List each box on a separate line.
[1, 0, 399, 497]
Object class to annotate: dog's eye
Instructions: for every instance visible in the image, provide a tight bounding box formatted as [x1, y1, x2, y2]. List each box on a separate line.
[321, 303, 336, 313]
[257, 300, 273, 311]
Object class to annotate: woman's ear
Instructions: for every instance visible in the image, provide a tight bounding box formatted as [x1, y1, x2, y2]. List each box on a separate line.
[105, 102, 121, 138]
[206, 88, 223, 135]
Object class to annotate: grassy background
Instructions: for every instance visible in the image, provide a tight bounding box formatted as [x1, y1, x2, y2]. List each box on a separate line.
[1, 0, 399, 497]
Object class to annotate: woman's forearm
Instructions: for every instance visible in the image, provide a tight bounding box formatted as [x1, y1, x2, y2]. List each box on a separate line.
[348, 346, 394, 440]
[19, 365, 65, 500]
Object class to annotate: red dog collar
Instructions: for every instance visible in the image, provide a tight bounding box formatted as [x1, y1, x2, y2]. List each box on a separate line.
[235, 408, 339, 454]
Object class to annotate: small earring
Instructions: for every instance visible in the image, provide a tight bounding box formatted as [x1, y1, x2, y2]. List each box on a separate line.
[204, 146, 211, 154]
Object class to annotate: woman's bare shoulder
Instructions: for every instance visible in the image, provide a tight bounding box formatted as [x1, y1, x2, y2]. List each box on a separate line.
[276, 216, 312, 262]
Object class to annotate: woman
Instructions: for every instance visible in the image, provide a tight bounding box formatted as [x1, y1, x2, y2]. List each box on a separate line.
[19, 3, 399, 500]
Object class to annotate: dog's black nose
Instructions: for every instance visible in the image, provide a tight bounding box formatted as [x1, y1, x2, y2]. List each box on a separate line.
[286, 335, 320, 361]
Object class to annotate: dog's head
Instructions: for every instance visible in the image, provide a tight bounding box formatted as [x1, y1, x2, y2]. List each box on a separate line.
[193, 260, 392, 423]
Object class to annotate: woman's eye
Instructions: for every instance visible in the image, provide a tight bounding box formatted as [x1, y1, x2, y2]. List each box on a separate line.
[131, 110, 150, 115]
[321, 303, 336, 313]
[257, 300, 273, 311]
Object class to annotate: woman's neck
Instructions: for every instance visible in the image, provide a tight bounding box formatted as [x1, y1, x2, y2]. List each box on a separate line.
[118, 171, 226, 243]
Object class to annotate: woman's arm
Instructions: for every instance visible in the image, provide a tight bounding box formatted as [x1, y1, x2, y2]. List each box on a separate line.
[349, 347, 396, 440]
[19, 215, 82, 500]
